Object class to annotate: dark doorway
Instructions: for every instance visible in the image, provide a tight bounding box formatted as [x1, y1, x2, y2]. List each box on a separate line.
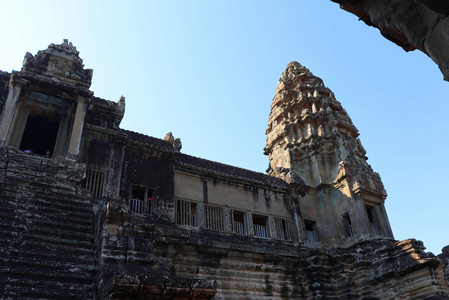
[19, 115, 60, 156]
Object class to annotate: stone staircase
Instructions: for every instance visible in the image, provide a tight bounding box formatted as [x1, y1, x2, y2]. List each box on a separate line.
[0, 149, 96, 299]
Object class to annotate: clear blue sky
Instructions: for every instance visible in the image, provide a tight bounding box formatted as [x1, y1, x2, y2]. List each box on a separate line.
[1, 1, 448, 254]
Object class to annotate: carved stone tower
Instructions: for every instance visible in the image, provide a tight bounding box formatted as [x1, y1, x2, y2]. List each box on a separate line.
[266, 62, 393, 244]
[0, 40, 95, 158]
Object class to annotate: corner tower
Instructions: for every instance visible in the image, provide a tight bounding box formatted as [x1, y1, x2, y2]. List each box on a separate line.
[266, 62, 393, 244]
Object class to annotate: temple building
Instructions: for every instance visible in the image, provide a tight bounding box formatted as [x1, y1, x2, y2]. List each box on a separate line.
[0, 41, 447, 299]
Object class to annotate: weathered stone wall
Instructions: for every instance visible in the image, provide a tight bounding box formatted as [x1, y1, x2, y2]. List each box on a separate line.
[98, 203, 449, 299]
[174, 170, 297, 237]
[0, 147, 96, 299]
[0, 71, 10, 116]
[1, 41, 448, 299]
[0, 144, 446, 299]
[119, 131, 176, 220]
[439, 246, 449, 289]
[331, 0, 449, 81]
[81, 124, 126, 200]
[86, 96, 125, 130]
[265, 62, 392, 245]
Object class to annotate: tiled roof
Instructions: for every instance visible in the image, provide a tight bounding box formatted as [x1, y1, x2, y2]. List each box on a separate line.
[121, 129, 173, 150]
[91, 96, 117, 108]
[121, 128, 288, 188]
[177, 153, 288, 188]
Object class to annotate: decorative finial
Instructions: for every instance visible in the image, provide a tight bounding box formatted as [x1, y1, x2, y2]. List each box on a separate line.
[164, 132, 174, 144]
[164, 132, 182, 152]
[118, 96, 125, 107]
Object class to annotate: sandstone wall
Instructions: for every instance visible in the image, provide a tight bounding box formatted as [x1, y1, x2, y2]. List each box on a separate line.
[0, 148, 96, 299]
[331, 0, 449, 81]
[99, 204, 449, 299]
[174, 171, 295, 225]
[0, 71, 9, 113]
[1, 41, 448, 299]
[265, 62, 393, 245]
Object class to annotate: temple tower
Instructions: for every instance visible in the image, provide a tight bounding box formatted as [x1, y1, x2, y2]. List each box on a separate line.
[0, 40, 95, 158]
[266, 62, 393, 244]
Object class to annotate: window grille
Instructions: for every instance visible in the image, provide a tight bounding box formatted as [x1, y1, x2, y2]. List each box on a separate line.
[231, 210, 247, 235]
[176, 199, 197, 227]
[274, 217, 292, 241]
[85, 169, 105, 199]
[254, 224, 268, 238]
[130, 198, 145, 214]
[252, 215, 269, 238]
[203, 204, 224, 231]
[130, 185, 154, 215]
[233, 221, 245, 235]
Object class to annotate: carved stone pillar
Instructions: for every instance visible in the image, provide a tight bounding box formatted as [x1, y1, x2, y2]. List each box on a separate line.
[0, 78, 26, 147]
[379, 202, 394, 238]
[67, 96, 88, 157]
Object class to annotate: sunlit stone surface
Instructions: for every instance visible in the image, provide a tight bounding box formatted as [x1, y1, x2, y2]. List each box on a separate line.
[0, 41, 447, 299]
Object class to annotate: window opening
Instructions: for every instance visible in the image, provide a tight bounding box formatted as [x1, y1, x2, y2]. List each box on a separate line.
[85, 169, 105, 199]
[365, 205, 379, 235]
[274, 217, 292, 241]
[252, 214, 269, 238]
[130, 185, 154, 215]
[19, 115, 60, 156]
[231, 210, 247, 235]
[176, 199, 198, 227]
[342, 213, 354, 237]
[203, 204, 224, 231]
[304, 220, 317, 242]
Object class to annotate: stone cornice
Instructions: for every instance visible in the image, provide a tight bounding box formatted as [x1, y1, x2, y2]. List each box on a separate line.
[84, 124, 127, 142]
[11, 71, 93, 100]
[122, 129, 176, 159]
[175, 159, 289, 193]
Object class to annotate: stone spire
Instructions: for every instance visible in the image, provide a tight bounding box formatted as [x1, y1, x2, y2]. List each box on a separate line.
[265, 62, 385, 197]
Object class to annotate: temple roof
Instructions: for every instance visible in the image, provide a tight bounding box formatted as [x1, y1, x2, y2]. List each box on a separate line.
[122, 129, 174, 150]
[122, 128, 288, 189]
[177, 153, 289, 188]
[91, 96, 120, 108]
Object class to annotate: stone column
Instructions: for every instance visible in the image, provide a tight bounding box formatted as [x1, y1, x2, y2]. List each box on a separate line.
[268, 216, 276, 238]
[353, 196, 370, 235]
[0, 79, 25, 147]
[246, 212, 254, 236]
[67, 96, 88, 157]
[108, 137, 126, 199]
[6, 105, 29, 149]
[197, 202, 204, 228]
[379, 202, 394, 238]
[291, 194, 302, 242]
